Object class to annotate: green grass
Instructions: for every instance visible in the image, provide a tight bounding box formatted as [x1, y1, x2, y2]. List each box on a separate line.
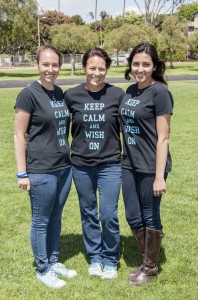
[0, 81, 198, 299]
[0, 61, 198, 80]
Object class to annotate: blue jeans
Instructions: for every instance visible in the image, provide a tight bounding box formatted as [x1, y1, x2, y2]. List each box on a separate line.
[28, 167, 72, 273]
[72, 163, 121, 268]
[122, 168, 167, 230]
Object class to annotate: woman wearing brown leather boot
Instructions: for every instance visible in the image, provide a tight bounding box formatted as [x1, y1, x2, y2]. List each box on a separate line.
[119, 43, 173, 286]
[129, 228, 145, 278]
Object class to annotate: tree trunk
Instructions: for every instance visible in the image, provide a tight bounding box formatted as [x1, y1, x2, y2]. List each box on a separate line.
[70, 54, 76, 75]
[169, 46, 174, 69]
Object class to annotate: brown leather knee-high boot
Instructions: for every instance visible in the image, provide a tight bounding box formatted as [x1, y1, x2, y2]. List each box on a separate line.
[128, 227, 164, 286]
[129, 227, 145, 277]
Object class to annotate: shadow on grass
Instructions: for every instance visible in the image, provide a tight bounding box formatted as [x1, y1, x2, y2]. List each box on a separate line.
[59, 233, 86, 262]
[0, 72, 38, 78]
[32, 233, 166, 271]
[120, 234, 166, 270]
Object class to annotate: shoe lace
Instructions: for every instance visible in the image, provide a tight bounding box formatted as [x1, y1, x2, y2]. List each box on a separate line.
[90, 263, 101, 268]
[104, 266, 115, 271]
[48, 270, 57, 277]
[55, 263, 65, 269]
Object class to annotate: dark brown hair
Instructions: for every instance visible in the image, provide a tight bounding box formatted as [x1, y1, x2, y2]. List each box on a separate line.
[36, 44, 63, 66]
[125, 42, 167, 85]
[82, 47, 112, 69]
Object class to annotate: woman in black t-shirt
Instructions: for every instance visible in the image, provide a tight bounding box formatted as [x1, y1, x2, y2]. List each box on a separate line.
[64, 48, 125, 280]
[14, 45, 77, 288]
[119, 43, 173, 286]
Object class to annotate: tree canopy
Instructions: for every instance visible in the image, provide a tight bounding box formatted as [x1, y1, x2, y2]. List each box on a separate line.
[104, 24, 159, 52]
[177, 1, 198, 21]
[49, 24, 98, 54]
[159, 15, 188, 67]
[0, 0, 38, 53]
[0, 0, 197, 60]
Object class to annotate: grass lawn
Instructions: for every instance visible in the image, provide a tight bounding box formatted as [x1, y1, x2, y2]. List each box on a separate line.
[0, 61, 198, 80]
[0, 81, 198, 299]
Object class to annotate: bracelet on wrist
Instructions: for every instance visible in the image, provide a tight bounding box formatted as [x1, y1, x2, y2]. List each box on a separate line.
[16, 171, 28, 179]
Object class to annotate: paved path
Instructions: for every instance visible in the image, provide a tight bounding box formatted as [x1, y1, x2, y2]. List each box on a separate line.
[0, 75, 197, 88]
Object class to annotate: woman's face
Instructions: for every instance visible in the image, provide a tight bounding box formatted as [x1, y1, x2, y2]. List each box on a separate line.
[84, 55, 107, 91]
[36, 49, 60, 87]
[131, 52, 155, 88]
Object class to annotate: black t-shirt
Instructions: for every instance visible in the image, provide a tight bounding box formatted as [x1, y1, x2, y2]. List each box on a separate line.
[64, 83, 125, 167]
[119, 81, 173, 173]
[15, 81, 71, 173]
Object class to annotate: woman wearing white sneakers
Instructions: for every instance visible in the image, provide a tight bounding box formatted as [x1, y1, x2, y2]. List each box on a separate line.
[14, 45, 77, 288]
[64, 47, 125, 280]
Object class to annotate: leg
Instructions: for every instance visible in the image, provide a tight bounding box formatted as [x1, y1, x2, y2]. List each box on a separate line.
[98, 163, 121, 269]
[29, 173, 59, 274]
[72, 165, 103, 264]
[128, 173, 166, 286]
[122, 168, 144, 229]
[129, 227, 164, 286]
[47, 167, 72, 265]
[122, 168, 145, 278]
[139, 173, 163, 230]
[47, 168, 77, 279]
[129, 227, 145, 277]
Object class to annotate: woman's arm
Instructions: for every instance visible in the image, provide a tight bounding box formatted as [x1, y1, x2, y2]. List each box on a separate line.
[153, 114, 171, 196]
[14, 108, 31, 191]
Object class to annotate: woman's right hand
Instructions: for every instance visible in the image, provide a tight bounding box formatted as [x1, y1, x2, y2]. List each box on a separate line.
[18, 177, 30, 191]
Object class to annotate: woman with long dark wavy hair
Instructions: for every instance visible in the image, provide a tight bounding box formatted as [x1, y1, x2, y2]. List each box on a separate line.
[119, 43, 173, 286]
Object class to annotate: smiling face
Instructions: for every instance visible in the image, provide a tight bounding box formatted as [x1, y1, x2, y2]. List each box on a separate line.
[83, 55, 107, 91]
[35, 49, 60, 89]
[131, 52, 156, 89]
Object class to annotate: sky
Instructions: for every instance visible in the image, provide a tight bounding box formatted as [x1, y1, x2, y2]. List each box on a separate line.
[37, 0, 144, 23]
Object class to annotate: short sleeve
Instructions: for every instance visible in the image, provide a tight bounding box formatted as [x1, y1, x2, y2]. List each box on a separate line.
[14, 88, 35, 113]
[119, 90, 126, 105]
[64, 91, 71, 111]
[154, 90, 173, 116]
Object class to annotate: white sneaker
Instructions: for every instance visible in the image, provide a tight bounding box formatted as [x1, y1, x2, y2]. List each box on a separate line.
[36, 270, 66, 288]
[88, 263, 103, 277]
[101, 265, 118, 280]
[50, 262, 77, 278]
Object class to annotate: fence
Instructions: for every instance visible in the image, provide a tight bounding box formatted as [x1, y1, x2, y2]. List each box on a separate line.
[0, 54, 84, 68]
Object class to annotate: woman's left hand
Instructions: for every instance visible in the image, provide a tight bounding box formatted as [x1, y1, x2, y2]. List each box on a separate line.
[153, 177, 166, 197]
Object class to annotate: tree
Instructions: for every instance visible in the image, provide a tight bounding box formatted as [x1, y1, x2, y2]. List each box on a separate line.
[39, 10, 74, 44]
[71, 15, 85, 25]
[188, 31, 198, 55]
[50, 24, 99, 74]
[159, 15, 188, 67]
[99, 11, 109, 22]
[104, 24, 159, 53]
[50, 24, 98, 53]
[177, 2, 198, 21]
[88, 11, 94, 21]
[124, 12, 144, 25]
[0, 0, 38, 54]
[131, 0, 193, 27]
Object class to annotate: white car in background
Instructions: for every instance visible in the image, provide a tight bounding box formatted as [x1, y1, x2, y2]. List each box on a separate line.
[111, 54, 128, 65]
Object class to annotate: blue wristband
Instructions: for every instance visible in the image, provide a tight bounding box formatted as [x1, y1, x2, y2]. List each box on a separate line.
[16, 172, 28, 179]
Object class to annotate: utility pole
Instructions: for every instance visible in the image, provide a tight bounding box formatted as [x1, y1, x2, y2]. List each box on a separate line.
[37, 17, 47, 47]
[95, 0, 97, 22]
[58, 0, 60, 12]
[122, 0, 126, 25]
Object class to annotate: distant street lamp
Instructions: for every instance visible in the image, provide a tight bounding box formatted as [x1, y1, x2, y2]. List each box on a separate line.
[37, 17, 47, 47]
